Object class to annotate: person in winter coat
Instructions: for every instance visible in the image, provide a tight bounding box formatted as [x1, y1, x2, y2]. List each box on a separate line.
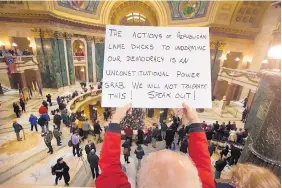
[241, 108, 249, 122]
[137, 128, 144, 145]
[13, 102, 20, 118]
[42, 112, 50, 130]
[87, 149, 100, 179]
[12, 119, 23, 141]
[229, 145, 242, 165]
[42, 100, 48, 110]
[160, 120, 168, 140]
[44, 130, 53, 154]
[124, 126, 133, 146]
[54, 157, 70, 186]
[85, 140, 91, 156]
[165, 127, 175, 149]
[53, 112, 62, 130]
[134, 144, 145, 169]
[214, 157, 227, 179]
[61, 112, 70, 127]
[19, 98, 26, 112]
[208, 142, 216, 157]
[90, 142, 96, 152]
[53, 125, 62, 146]
[71, 132, 80, 157]
[180, 135, 188, 154]
[82, 119, 91, 140]
[29, 114, 38, 131]
[151, 125, 159, 148]
[95, 103, 215, 188]
[177, 125, 185, 145]
[122, 139, 131, 164]
[56, 96, 61, 105]
[93, 121, 102, 144]
[38, 115, 47, 134]
[220, 145, 229, 159]
[46, 94, 52, 106]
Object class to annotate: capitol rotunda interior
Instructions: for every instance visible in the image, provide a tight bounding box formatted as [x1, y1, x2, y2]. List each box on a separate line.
[0, 1, 281, 187]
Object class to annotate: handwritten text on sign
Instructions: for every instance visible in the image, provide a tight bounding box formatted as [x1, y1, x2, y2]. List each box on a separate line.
[102, 25, 212, 108]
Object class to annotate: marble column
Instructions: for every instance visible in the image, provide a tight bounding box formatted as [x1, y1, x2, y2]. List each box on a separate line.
[225, 83, 236, 105]
[41, 29, 63, 88]
[94, 37, 105, 81]
[55, 31, 68, 87]
[240, 71, 281, 177]
[86, 36, 94, 82]
[65, 33, 75, 85]
[246, 90, 256, 109]
[32, 28, 51, 88]
[250, 5, 281, 71]
[210, 41, 225, 95]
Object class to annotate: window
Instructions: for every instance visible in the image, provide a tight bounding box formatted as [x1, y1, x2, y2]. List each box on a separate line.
[126, 12, 146, 23]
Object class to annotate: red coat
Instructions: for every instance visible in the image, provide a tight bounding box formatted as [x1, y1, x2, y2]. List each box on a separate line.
[38, 105, 48, 114]
[95, 123, 215, 188]
[124, 127, 133, 137]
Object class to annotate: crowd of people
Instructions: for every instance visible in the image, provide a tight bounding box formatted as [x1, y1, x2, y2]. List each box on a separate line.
[0, 48, 31, 57]
[9, 85, 280, 188]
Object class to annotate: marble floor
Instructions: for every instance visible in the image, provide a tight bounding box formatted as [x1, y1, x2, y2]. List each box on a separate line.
[0, 84, 244, 187]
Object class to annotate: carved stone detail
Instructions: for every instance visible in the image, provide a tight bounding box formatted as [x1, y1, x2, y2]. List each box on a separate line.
[94, 37, 104, 43]
[54, 31, 64, 39]
[31, 28, 41, 38]
[210, 41, 226, 50]
[65, 32, 73, 40]
[86, 35, 94, 42]
[41, 29, 55, 38]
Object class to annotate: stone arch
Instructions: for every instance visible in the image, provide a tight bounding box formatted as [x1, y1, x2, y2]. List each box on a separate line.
[99, 1, 169, 26]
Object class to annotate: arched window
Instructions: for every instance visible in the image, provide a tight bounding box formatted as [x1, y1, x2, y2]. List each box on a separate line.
[126, 12, 147, 23]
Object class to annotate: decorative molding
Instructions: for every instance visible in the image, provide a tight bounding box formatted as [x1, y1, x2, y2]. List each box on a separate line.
[210, 41, 226, 50]
[86, 35, 94, 42]
[94, 37, 104, 43]
[54, 31, 64, 39]
[210, 26, 259, 36]
[0, 12, 106, 31]
[42, 29, 55, 38]
[65, 32, 73, 40]
[31, 28, 41, 38]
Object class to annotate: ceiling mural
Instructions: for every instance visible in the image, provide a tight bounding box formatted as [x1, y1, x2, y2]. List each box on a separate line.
[168, 1, 209, 20]
[57, 0, 99, 14]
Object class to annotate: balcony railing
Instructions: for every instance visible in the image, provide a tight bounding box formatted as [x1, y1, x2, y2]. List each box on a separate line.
[218, 67, 260, 89]
[73, 56, 85, 62]
[66, 89, 102, 113]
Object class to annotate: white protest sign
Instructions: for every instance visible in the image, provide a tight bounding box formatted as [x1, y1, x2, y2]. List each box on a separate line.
[102, 25, 211, 108]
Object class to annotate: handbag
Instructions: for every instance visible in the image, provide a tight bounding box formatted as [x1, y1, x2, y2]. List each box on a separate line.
[68, 139, 73, 147]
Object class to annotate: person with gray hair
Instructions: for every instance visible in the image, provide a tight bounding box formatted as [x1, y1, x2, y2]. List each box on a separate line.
[95, 103, 215, 188]
[87, 149, 99, 179]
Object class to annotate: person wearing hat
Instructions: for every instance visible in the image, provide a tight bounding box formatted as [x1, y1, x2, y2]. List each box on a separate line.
[12, 119, 23, 141]
[54, 157, 70, 186]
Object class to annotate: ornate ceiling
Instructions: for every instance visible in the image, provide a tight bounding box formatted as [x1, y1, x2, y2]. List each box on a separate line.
[0, 1, 278, 39]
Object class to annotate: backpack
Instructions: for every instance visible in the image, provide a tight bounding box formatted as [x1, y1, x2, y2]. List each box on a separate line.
[51, 165, 56, 175]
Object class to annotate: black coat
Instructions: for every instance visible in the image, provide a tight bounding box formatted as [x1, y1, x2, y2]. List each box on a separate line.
[231, 146, 242, 158]
[215, 159, 227, 172]
[85, 144, 91, 155]
[13, 104, 20, 113]
[134, 147, 145, 159]
[87, 152, 99, 168]
[137, 129, 144, 144]
[165, 129, 175, 145]
[94, 123, 102, 134]
[178, 128, 185, 138]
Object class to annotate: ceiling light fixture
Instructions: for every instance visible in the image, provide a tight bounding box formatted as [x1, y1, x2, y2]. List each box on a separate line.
[262, 59, 268, 64]
[235, 57, 240, 61]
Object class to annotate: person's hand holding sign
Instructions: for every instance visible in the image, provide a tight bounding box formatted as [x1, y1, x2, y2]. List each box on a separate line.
[173, 103, 200, 125]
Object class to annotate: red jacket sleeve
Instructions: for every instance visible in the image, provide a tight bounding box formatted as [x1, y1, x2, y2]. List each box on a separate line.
[95, 124, 131, 188]
[188, 124, 215, 188]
